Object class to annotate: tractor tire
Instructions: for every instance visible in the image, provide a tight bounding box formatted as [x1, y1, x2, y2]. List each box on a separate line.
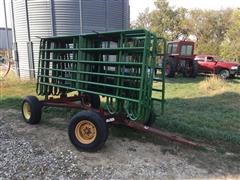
[219, 69, 230, 79]
[183, 60, 198, 78]
[165, 58, 176, 78]
[68, 111, 108, 152]
[21, 96, 42, 124]
[82, 93, 101, 109]
[191, 60, 198, 78]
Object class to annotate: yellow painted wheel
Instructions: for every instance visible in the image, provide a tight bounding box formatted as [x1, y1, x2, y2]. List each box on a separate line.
[21, 96, 42, 124]
[23, 102, 31, 120]
[75, 120, 97, 144]
[68, 111, 108, 151]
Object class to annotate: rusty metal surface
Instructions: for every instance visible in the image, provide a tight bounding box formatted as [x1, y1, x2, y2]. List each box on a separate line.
[116, 119, 201, 148]
[41, 96, 202, 148]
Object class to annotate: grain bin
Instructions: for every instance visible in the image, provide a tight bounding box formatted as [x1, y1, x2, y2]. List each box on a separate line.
[0, 28, 12, 51]
[11, 0, 130, 79]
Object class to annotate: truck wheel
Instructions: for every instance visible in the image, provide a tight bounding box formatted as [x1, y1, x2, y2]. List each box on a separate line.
[82, 93, 101, 109]
[219, 69, 230, 79]
[68, 111, 108, 152]
[165, 59, 176, 78]
[21, 96, 42, 124]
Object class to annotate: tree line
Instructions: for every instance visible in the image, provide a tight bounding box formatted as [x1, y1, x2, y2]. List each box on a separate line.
[132, 0, 240, 63]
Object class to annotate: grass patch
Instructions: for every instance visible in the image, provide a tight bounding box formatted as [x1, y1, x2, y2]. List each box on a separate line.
[199, 75, 229, 93]
[0, 73, 35, 96]
[1, 73, 240, 150]
[0, 97, 23, 109]
[0, 72, 36, 109]
[154, 76, 240, 150]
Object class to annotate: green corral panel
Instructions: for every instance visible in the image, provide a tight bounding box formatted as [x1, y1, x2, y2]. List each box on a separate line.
[37, 29, 166, 122]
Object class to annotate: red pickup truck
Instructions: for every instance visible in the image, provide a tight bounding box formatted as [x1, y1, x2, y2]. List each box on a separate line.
[194, 55, 240, 79]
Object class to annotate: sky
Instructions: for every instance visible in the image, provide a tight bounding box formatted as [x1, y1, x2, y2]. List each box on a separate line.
[1, 0, 240, 28]
[0, 0, 11, 28]
[129, 0, 240, 21]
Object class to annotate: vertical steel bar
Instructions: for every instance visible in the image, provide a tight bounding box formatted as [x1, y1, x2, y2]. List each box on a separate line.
[49, 0, 56, 36]
[3, 0, 10, 58]
[10, 0, 20, 77]
[36, 29, 166, 122]
[161, 38, 167, 114]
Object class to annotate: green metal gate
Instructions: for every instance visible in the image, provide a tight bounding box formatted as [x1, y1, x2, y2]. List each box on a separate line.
[37, 29, 166, 122]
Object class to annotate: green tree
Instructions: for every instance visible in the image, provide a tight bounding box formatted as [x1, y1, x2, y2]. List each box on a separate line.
[220, 9, 240, 62]
[132, 0, 237, 61]
[132, 0, 188, 40]
[186, 9, 232, 55]
[151, 0, 188, 40]
[131, 8, 152, 30]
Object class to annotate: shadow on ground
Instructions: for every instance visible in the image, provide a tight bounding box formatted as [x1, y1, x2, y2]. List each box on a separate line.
[154, 92, 240, 151]
[165, 76, 205, 84]
[166, 74, 240, 84]
[1, 92, 240, 150]
[0, 93, 240, 178]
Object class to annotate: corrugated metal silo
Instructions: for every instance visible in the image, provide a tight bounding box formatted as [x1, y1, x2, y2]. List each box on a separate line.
[54, 0, 82, 35]
[0, 28, 12, 50]
[12, 0, 130, 79]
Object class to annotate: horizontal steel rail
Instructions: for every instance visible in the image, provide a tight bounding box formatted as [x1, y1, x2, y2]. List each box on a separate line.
[37, 29, 166, 122]
[38, 82, 139, 103]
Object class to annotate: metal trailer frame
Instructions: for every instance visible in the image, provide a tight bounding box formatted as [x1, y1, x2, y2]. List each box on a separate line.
[40, 95, 200, 147]
[21, 29, 201, 151]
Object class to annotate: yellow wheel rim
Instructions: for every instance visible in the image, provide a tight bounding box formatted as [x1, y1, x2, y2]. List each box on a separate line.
[23, 102, 31, 120]
[75, 120, 97, 144]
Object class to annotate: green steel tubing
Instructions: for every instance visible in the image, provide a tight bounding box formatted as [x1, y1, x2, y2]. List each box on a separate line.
[38, 82, 140, 103]
[37, 74, 141, 91]
[36, 29, 166, 122]
[159, 37, 167, 114]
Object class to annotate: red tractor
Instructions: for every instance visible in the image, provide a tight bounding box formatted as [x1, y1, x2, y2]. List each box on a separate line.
[166, 40, 198, 78]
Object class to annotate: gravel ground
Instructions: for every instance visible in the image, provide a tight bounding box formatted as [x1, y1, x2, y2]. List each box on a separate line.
[0, 109, 240, 179]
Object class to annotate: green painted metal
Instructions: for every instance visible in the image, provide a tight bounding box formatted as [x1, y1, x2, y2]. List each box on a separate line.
[36, 29, 166, 122]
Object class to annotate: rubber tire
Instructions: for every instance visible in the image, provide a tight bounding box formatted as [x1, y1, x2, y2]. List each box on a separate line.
[21, 96, 42, 124]
[191, 60, 198, 78]
[83, 93, 101, 109]
[183, 60, 198, 78]
[68, 111, 108, 152]
[229, 74, 235, 79]
[89, 94, 101, 109]
[219, 69, 230, 79]
[165, 58, 176, 78]
[182, 61, 191, 77]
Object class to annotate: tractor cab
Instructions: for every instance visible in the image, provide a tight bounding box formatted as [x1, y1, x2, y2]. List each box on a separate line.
[166, 40, 197, 78]
[167, 40, 195, 58]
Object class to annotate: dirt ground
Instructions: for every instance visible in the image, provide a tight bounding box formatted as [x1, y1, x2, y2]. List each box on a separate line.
[0, 109, 239, 179]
